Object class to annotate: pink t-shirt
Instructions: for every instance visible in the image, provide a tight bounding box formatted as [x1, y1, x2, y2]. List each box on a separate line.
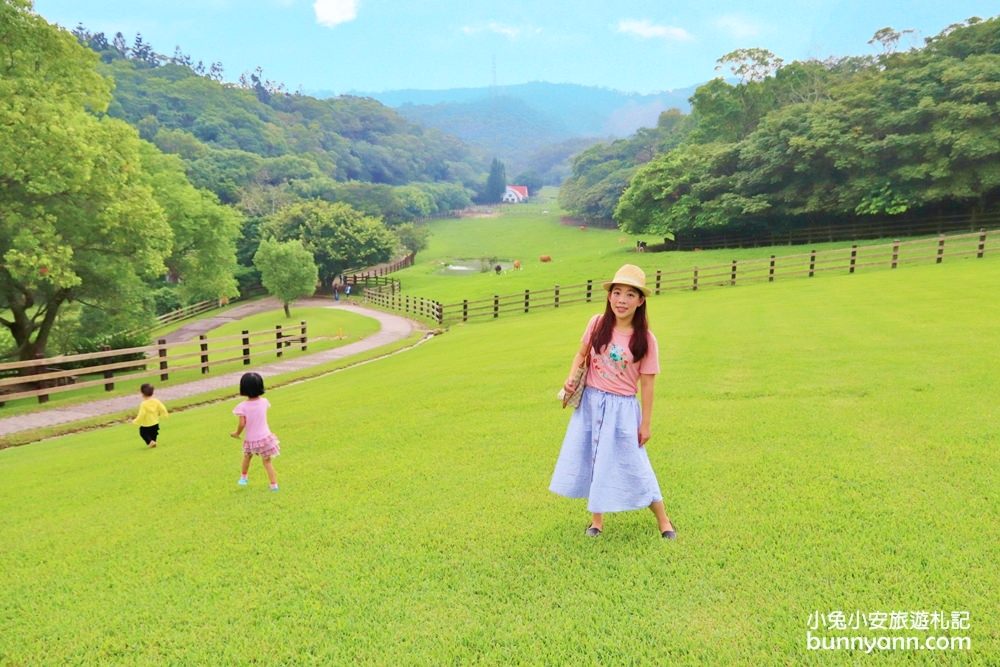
[582, 314, 660, 396]
[233, 397, 273, 441]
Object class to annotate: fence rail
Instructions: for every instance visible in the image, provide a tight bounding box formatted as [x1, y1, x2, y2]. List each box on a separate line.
[385, 229, 993, 325]
[663, 212, 1000, 251]
[0, 322, 307, 406]
[344, 253, 415, 285]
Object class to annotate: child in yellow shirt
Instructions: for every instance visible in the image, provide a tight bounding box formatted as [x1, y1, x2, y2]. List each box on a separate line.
[133, 383, 168, 448]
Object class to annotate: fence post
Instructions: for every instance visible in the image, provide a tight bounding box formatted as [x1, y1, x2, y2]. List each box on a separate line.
[493, 295, 499, 319]
[891, 240, 900, 269]
[437, 302, 443, 325]
[655, 270, 662, 295]
[769, 255, 776, 282]
[300, 321, 307, 351]
[406, 295, 410, 314]
[809, 249, 816, 278]
[275, 325, 283, 358]
[978, 228, 987, 258]
[936, 234, 945, 264]
[586, 280, 593, 302]
[850, 245, 857, 274]
[692, 267, 699, 291]
[242, 330, 251, 365]
[102, 345, 115, 390]
[554, 285, 560, 308]
[35, 352, 50, 403]
[730, 260, 737, 286]
[463, 300, 468, 322]
[158, 338, 169, 381]
[199, 335, 209, 374]
[524, 289, 530, 313]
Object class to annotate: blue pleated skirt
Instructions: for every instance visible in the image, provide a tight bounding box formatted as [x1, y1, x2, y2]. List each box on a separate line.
[549, 387, 663, 513]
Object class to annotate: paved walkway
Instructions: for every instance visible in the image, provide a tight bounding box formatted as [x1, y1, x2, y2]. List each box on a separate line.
[0, 301, 421, 438]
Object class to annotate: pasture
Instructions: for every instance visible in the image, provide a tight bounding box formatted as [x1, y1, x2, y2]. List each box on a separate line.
[2, 251, 997, 663]
[389, 193, 970, 305]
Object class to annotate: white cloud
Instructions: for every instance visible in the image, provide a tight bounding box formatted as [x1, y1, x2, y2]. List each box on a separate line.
[617, 19, 693, 42]
[714, 14, 764, 40]
[461, 22, 539, 40]
[314, 0, 358, 28]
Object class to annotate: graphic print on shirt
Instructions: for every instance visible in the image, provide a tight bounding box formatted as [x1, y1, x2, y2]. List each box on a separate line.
[595, 343, 629, 381]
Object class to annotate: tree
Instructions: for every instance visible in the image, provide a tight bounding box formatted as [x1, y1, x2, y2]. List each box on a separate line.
[482, 158, 507, 203]
[394, 223, 430, 255]
[137, 143, 242, 303]
[253, 239, 318, 317]
[263, 201, 396, 284]
[0, 2, 171, 360]
[514, 170, 544, 195]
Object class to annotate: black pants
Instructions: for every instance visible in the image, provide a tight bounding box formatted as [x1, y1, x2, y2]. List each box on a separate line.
[138, 424, 160, 445]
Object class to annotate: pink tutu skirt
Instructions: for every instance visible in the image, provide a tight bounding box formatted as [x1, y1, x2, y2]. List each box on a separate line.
[243, 433, 280, 457]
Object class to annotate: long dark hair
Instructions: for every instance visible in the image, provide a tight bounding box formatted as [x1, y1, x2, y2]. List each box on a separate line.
[591, 288, 649, 361]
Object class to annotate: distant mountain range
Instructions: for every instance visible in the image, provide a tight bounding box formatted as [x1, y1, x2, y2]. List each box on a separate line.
[309, 81, 700, 182]
[355, 82, 697, 137]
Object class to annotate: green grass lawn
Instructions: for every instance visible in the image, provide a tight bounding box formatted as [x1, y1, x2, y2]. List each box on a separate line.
[0, 307, 379, 417]
[2, 257, 997, 663]
[395, 194, 992, 305]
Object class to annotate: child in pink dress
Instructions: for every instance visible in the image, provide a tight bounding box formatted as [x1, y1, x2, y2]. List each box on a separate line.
[230, 372, 280, 491]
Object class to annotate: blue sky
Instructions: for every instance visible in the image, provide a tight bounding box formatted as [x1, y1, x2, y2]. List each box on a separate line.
[32, 0, 1000, 95]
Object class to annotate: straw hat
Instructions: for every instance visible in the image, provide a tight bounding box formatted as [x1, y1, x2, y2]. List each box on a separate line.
[602, 264, 651, 297]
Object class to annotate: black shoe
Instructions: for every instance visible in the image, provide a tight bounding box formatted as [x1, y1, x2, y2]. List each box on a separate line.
[585, 526, 602, 537]
[661, 529, 676, 540]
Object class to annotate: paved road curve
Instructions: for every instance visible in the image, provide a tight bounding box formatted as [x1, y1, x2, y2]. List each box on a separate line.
[0, 301, 420, 439]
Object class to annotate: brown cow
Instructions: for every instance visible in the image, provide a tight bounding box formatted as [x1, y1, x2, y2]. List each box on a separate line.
[539, 255, 552, 263]
[513, 260, 522, 270]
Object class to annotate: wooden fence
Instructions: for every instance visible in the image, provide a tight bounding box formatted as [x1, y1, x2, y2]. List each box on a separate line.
[364, 288, 443, 323]
[381, 228, 991, 326]
[0, 322, 307, 406]
[664, 212, 1000, 251]
[344, 253, 415, 285]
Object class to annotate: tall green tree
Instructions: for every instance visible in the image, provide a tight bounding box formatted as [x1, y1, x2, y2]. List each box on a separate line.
[253, 239, 318, 317]
[263, 201, 397, 284]
[137, 144, 242, 303]
[0, 1, 171, 360]
[482, 158, 507, 203]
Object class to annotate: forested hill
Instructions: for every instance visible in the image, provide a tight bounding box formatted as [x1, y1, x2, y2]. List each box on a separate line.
[309, 82, 699, 183]
[67, 27, 486, 213]
[562, 17, 1000, 240]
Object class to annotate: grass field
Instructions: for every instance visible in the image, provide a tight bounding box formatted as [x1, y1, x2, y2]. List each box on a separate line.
[2, 253, 997, 663]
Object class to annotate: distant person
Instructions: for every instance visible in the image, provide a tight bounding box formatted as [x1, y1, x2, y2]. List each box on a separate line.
[344, 283, 352, 303]
[332, 279, 340, 301]
[549, 264, 675, 539]
[230, 372, 280, 491]
[132, 383, 168, 448]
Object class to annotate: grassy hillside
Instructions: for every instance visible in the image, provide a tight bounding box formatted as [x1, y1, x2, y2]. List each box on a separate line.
[2, 256, 997, 663]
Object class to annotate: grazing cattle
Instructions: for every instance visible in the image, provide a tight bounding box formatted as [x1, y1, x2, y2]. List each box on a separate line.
[539, 255, 552, 263]
[513, 260, 521, 270]
[579, 225, 587, 231]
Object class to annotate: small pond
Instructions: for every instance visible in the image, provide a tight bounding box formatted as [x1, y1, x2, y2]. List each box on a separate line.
[438, 258, 515, 275]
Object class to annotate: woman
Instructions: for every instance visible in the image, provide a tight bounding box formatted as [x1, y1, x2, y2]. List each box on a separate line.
[549, 264, 676, 538]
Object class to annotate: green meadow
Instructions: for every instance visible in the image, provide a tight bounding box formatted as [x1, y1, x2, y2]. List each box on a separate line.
[2, 247, 997, 663]
[390, 192, 980, 305]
